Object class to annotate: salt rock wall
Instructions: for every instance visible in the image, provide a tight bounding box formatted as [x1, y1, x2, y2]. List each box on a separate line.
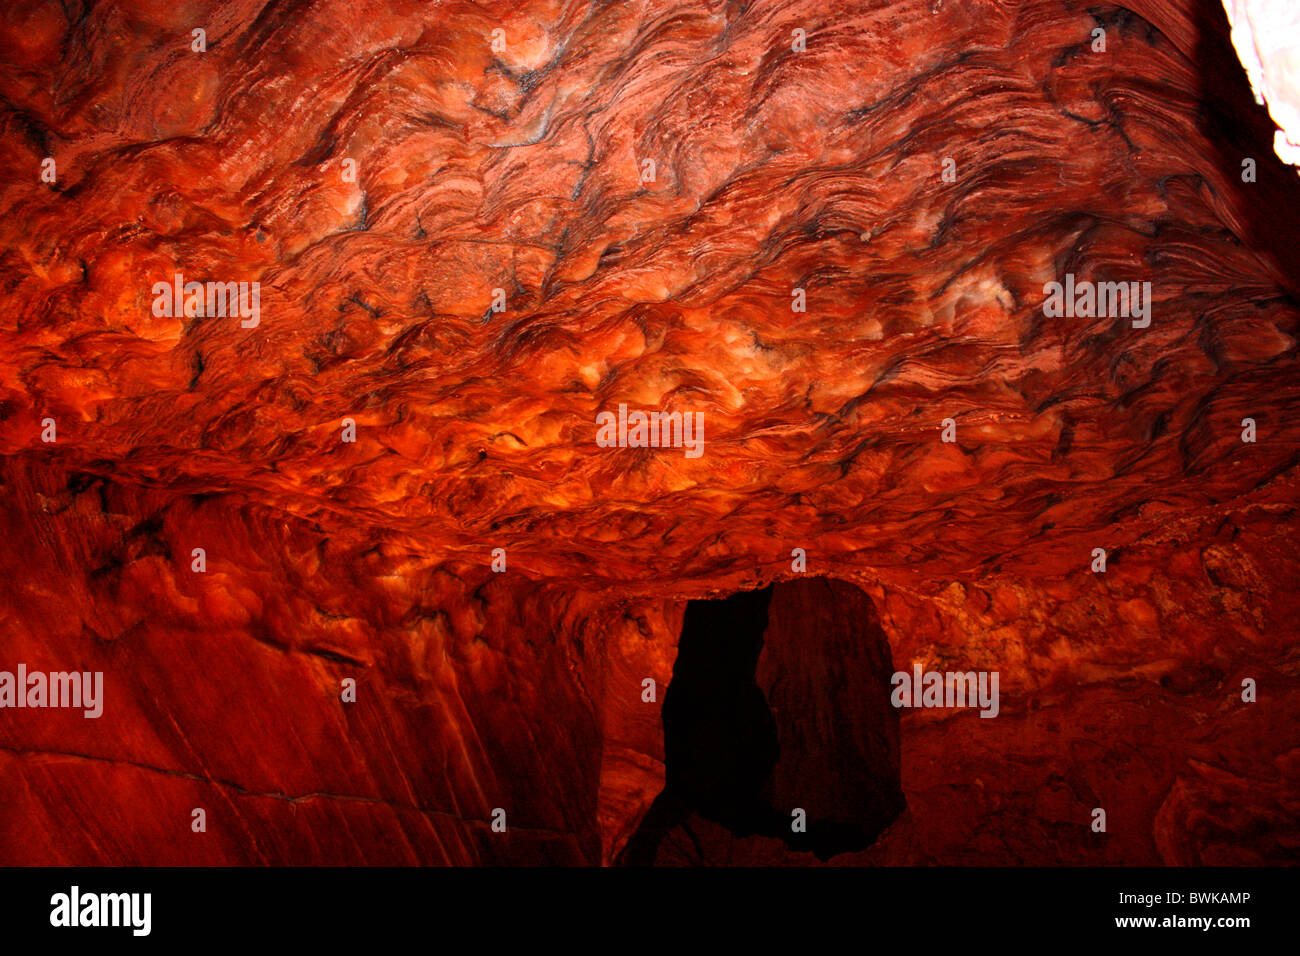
[756, 579, 904, 852]
[1, 0, 1298, 865]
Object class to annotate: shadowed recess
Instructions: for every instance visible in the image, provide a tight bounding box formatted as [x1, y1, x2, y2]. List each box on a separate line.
[623, 579, 904, 864]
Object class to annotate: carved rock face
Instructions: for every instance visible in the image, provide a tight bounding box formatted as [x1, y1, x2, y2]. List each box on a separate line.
[0, 0, 1297, 865]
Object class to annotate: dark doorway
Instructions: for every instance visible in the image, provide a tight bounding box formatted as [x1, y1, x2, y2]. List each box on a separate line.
[621, 578, 905, 865]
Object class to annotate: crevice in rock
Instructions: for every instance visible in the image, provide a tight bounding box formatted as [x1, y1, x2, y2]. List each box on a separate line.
[621, 578, 904, 865]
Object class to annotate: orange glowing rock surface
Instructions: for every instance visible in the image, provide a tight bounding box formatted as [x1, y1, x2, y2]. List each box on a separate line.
[0, 0, 1297, 865]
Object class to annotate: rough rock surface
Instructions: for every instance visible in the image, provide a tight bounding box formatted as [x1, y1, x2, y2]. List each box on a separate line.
[0, 0, 1297, 865]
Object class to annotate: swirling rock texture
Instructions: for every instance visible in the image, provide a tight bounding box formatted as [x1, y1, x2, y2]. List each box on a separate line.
[1, 0, 1298, 866]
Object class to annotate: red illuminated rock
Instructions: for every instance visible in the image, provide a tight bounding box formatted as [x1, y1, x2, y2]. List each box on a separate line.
[0, 0, 1297, 865]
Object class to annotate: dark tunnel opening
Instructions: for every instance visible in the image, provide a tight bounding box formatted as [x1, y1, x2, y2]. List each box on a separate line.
[621, 578, 906, 865]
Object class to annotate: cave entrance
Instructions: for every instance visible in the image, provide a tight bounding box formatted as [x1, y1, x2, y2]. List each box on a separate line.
[622, 578, 905, 865]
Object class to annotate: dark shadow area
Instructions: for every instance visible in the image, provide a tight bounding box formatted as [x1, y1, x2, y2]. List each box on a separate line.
[621, 579, 904, 865]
